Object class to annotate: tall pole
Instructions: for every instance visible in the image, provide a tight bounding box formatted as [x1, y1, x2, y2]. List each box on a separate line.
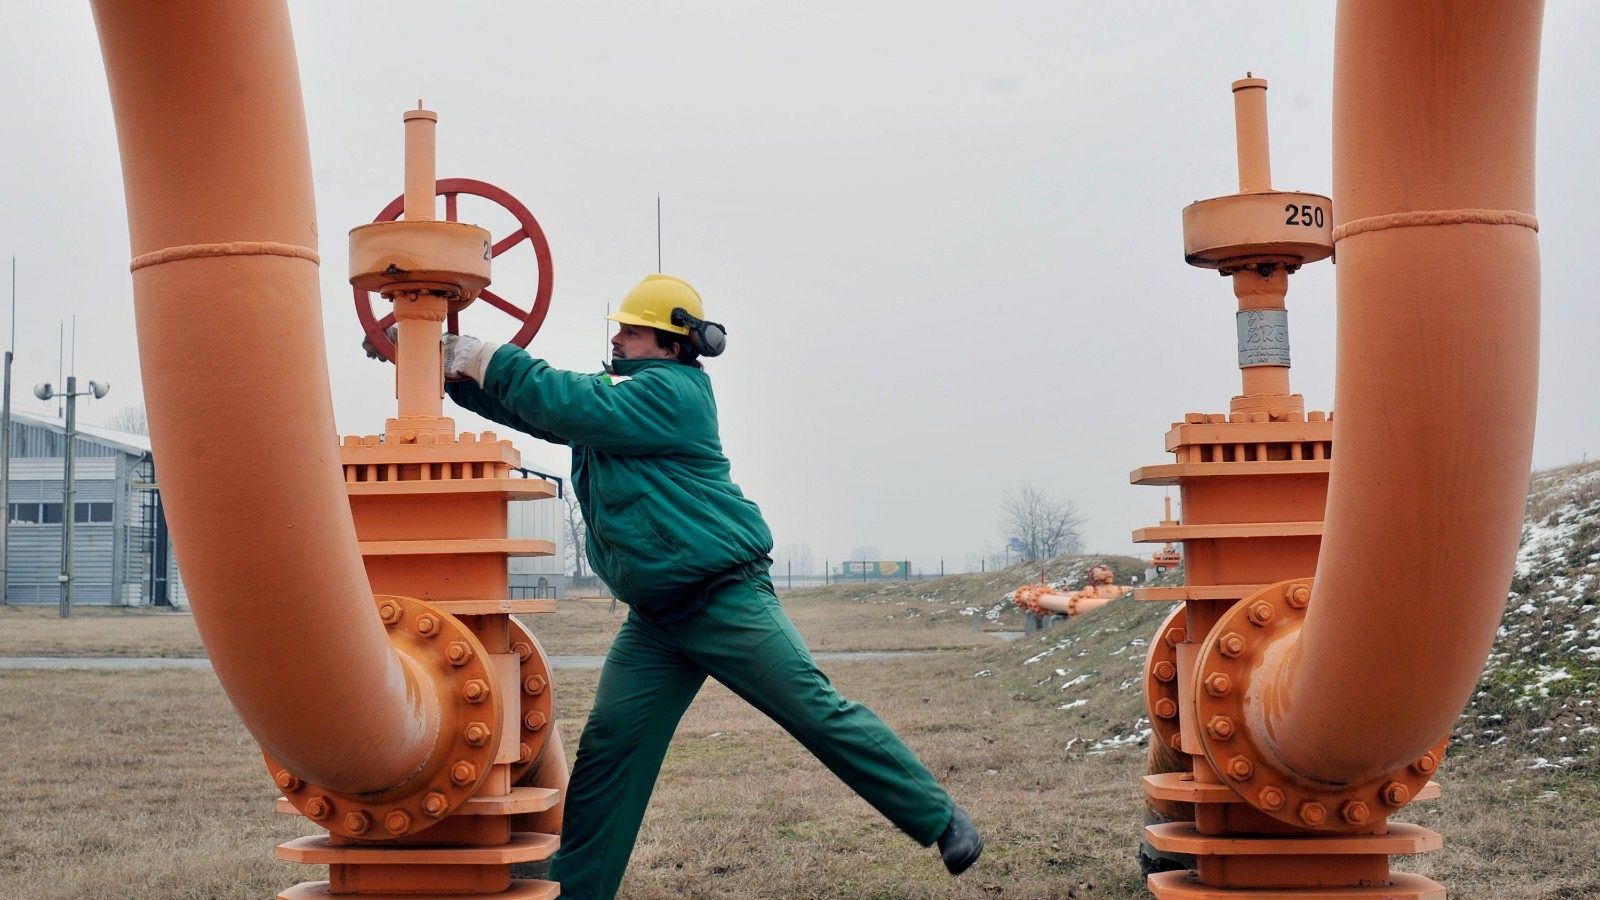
[59, 376, 77, 619]
[1, 257, 12, 606]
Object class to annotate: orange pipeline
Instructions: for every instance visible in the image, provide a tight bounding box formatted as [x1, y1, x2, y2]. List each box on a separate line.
[1258, 0, 1543, 785]
[90, 0, 439, 793]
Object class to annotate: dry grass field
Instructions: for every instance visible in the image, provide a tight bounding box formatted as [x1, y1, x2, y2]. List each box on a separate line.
[2, 559, 1596, 898]
[0, 585, 1026, 662]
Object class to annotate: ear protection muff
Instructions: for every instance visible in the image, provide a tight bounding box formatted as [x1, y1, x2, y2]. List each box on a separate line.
[670, 307, 728, 357]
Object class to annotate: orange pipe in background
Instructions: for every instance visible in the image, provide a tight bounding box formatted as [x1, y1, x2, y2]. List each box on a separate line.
[90, 0, 439, 794]
[1260, 0, 1544, 786]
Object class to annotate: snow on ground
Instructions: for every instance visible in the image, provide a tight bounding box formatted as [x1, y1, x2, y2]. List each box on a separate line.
[983, 461, 1600, 771]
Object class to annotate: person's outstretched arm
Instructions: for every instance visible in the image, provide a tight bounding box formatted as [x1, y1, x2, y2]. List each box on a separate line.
[444, 376, 569, 447]
[470, 344, 692, 456]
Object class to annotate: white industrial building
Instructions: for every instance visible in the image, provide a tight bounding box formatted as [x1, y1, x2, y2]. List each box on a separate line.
[2, 409, 179, 606]
[1, 409, 568, 606]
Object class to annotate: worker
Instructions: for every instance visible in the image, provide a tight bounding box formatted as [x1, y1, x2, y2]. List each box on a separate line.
[368, 273, 981, 900]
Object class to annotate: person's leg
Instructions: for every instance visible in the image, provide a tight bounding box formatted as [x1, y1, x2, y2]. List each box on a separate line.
[549, 611, 706, 900]
[671, 576, 954, 846]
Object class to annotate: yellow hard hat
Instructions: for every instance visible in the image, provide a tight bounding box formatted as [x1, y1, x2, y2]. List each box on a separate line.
[606, 274, 702, 336]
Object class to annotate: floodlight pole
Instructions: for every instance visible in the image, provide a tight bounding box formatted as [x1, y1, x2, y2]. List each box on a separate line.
[42, 375, 107, 619]
[60, 377, 79, 618]
[0, 347, 11, 607]
[2, 258, 12, 605]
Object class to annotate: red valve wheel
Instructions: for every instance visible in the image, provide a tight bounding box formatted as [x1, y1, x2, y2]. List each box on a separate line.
[356, 178, 554, 363]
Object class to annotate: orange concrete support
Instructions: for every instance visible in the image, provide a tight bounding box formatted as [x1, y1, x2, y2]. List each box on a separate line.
[271, 107, 567, 898]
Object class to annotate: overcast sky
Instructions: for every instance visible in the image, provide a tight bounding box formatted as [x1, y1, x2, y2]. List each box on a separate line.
[4, 3, 1597, 573]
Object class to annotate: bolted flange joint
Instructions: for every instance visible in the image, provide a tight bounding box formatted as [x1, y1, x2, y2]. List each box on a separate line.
[508, 617, 558, 784]
[265, 594, 501, 839]
[1191, 577, 1449, 832]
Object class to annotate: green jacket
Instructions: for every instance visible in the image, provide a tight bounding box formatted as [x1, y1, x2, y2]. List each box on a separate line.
[446, 346, 773, 619]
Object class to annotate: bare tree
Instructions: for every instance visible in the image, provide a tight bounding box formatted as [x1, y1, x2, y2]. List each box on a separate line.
[848, 545, 881, 562]
[103, 404, 148, 435]
[773, 542, 814, 576]
[564, 494, 587, 578]
[999, 484, 1085, 561]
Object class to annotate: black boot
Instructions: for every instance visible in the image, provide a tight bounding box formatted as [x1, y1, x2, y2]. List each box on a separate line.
[937, 804, 983, 875]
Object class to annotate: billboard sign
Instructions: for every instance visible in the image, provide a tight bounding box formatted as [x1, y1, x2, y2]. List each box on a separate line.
[838, 560, 908, 578]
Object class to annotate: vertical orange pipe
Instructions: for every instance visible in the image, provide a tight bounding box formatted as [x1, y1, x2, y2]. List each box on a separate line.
[1233, 267, 1291, 400]
[1231, 77, 1272, 194]
[395, 108, 447, 421]
[91, 0, 439, 793]
[1259, 0, 1543, 784]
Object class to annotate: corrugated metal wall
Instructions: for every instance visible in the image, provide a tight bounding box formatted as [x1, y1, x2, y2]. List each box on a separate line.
[3, 449, 179, 606]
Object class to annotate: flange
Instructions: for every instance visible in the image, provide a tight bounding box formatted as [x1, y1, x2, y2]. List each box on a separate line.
[264, 594, 503, 839]
[1181, 191, 1334, 270]
[1144, 606, 1186, 754]
[1190, 577, 1447, 831]
[507, 618, 556, 783]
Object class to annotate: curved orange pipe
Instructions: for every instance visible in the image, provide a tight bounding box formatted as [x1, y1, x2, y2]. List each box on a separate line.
[1258, 0, 1544, 784]
[91, 0, 439, 793]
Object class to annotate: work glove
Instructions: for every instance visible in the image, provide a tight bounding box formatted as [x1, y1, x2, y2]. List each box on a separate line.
[444, 332, 499, 383]
[362, 326, 497, 384]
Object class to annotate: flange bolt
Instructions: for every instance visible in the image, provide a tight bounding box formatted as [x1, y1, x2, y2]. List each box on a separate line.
[518, 742, 534, 763]
[343, 810, 372, 835]
[422, 790, 449, 818]
[1298, 801, 1327, 826]
[304, 796, 332, 820]
[1257, 786, 1284, 811]
[463, 679, 490, 703]
[416, 614, 439, 638]
[1381, 781, 1412, 807]
[464, 722, 492, 746]
[1341, 800, 1371, 825]
[1206, 715, 1235, 740]
[1219, 633, 1246, 658]
[385, 810, 412, 834]
[446, 641, 474, 666]
[1152, 661, 1177, 683]
[274, 770, 302, 792]
[1204, 673, 1233, 697]
[511, 641, 534, 662]
[1152, 698, 1178, 720]
[378, 601, 402, 626]
[1246, 602, 1274, 626]
[1410, 752, 1438, 775]
[1167, 732, 1184, 751]
[1285, 584, 1311, 609]
[1225, 755, 1254, 781]
[523, 674, 548, 695]
[525, 710, 548, 731]
[451, 761, 478, 786]
[1163, 627, 1187, 648]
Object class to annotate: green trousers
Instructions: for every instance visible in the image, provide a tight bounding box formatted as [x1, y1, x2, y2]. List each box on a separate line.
[548, 574, 953, 900]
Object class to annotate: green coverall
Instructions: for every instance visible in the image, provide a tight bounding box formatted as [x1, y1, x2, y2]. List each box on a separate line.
[447, 348, 954, 900]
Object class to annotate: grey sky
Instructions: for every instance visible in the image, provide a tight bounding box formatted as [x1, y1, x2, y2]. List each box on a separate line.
[4, 3, 1597, 572]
